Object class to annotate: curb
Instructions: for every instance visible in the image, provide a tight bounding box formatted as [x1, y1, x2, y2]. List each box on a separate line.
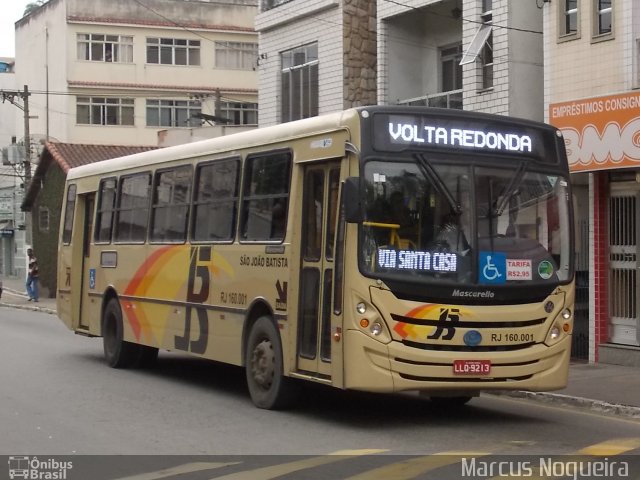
[0, 301, 57, 315]
[0, 287, 57, 315]
[487, 390, 640, 419]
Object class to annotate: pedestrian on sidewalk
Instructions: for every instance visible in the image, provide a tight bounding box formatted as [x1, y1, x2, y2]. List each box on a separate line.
[26, 248, 39, 302]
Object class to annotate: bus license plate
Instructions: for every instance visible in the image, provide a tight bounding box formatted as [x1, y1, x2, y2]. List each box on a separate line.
[453, 360, 491, 375]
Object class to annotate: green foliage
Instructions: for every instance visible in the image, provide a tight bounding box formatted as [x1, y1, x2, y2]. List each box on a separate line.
[23, 1, 45, 16]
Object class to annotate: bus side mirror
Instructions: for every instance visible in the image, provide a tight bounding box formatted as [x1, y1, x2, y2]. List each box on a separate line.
[343, 177, 362, 223]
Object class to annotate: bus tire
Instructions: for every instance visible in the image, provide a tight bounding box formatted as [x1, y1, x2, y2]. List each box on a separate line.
[102, 299, 140, 369]
[245, 316, 298, 410]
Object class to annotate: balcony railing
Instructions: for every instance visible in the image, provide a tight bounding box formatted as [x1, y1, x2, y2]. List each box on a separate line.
[396, 89, 463, 110]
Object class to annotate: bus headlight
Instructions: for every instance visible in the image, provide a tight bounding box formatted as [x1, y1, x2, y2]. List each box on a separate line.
[561, 308, 572, 320]
[549, 326, 561, 340]
[370, 322, 383, 336]
[352, 296, 391, 343]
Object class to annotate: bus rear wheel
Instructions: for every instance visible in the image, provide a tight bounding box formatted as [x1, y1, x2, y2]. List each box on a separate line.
[103, 299, 140, 369]
[245, 316, 298, 409]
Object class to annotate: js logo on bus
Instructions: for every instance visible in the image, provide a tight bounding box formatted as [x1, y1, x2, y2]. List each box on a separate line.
[394, 305, 472, 342]
[427, 308, 460, 340]
[175, 246, 210, 354]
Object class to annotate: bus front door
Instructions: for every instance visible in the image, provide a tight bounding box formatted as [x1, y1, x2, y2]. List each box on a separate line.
[297, 163, 341, 378]
[78, 193, 95, 331]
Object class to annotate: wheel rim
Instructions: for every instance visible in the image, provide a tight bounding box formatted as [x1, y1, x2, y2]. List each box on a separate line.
[250, 339, 275, 390]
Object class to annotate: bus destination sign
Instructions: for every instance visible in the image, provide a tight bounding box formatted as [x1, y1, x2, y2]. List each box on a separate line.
[388, 122, 532, 153]
[371, 113, 551, 160]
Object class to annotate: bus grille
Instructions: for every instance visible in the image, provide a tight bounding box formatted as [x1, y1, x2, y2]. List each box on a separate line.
[401, 340, 537, 352]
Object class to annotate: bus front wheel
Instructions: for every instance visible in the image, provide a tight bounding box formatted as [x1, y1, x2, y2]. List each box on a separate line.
[103, 299, 140, 369]
[245, 316, 298, 409]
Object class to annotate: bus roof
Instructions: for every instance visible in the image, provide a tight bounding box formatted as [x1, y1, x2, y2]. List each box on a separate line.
[66, 108, 360, 181]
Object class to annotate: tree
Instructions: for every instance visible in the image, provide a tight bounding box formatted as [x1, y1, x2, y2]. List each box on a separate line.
[23, 0, 45, 16]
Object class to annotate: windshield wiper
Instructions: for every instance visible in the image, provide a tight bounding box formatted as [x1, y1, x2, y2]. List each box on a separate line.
[414, 153, 461, 215]
[493, 162, 526, 216]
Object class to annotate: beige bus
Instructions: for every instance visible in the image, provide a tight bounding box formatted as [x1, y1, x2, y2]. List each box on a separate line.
[57, 106, 575, 409]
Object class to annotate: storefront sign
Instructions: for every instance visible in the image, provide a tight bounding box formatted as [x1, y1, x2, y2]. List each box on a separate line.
[550, 91, 640, 172]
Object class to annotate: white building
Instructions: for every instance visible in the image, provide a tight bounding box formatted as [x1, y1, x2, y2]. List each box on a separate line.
[256, 0, 543, 126]
[3, 0, 259, 279]
[13, 0, 259, 146]
[256, 0, 377, 127]
[379, 0, 543, 120]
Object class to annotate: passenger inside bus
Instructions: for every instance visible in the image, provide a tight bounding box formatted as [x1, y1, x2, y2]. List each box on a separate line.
[433, 212, 470, 255]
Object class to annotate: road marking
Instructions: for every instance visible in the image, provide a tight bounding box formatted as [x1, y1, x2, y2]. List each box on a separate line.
[114, 462, 239, 480]
[485, 437, 640, 480]
[344, 451, 490, 480]
[208, 449, 387, 480]
[577, 437, 640, 455]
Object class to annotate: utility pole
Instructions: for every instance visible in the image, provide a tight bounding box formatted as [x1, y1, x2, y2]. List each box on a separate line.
[1, 85, 33, 246]
[22, 85, 32, 247]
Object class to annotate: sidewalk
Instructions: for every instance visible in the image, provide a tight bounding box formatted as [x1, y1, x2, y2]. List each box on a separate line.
[494, 362, 640, 418]
[0, 276, 56, 314]
[1, 275, 639, 417]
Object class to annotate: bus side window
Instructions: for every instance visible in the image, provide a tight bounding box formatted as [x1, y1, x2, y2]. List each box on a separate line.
[62, 184, 77, 245]
[95, 178, 117, 243]
[150, 166, 192, 243]
[115, 173, 151, 243]
[240, 151, 292, 242]
[192, 158, 240, 242]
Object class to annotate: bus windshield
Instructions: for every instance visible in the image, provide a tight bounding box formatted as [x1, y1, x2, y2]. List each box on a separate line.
[361, 157, 572, 286]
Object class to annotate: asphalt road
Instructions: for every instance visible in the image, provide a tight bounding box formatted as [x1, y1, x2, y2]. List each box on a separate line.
[1, 307, 639, 479]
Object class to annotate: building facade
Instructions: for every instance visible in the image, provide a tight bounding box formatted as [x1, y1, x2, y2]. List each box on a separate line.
[378, 0, 544, 121]
[14, 0, 259, 146]
[5, 0, 259, 282]
[546, 0, 640, 366]
[255, 0, 376, 127]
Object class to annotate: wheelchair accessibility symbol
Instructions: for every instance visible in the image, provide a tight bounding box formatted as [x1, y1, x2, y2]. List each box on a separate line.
[480, 251, 506, 284]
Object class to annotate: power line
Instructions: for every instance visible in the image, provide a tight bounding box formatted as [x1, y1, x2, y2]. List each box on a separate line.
[381, 0, 543, 35]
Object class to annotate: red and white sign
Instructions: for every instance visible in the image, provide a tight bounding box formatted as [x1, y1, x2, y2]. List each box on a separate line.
[506, 259, 532, 280]
[453, 359, 491, 375]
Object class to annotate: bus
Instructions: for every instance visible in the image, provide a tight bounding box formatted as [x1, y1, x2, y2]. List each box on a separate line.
[57, 106, 574, 409]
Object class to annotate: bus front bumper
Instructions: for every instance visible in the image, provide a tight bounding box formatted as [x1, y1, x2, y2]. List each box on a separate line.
[343, 329, 571, 394]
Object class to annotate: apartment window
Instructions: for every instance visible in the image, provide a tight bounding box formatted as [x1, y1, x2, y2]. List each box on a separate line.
[482, 0, 492, 17]
[441, 44, 463, 92]
[594, 0, 612, 36]
[263, 0, 291, 11]
[150, 166, 192, 243]
[215, 42, 258, 70]
[38, 207, 50, 232]
[147, 38, 201, 66]
[77, 97, 135, 126]
[560, 0, 578, 36]
[220, 101, 258, 125]
[95, 178, 117, 243]
[481, 33, 494, 89]
[192, 158, 240, 242]
[146, 99, 201, 127]
[115, 173, 151, 243]
[77, 34, 133, 63]
[460, 3, 493, 90]
[281, 43, 319, 123]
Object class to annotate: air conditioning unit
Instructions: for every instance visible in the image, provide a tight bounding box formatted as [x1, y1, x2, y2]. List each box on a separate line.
[2, 145, 24, 165]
